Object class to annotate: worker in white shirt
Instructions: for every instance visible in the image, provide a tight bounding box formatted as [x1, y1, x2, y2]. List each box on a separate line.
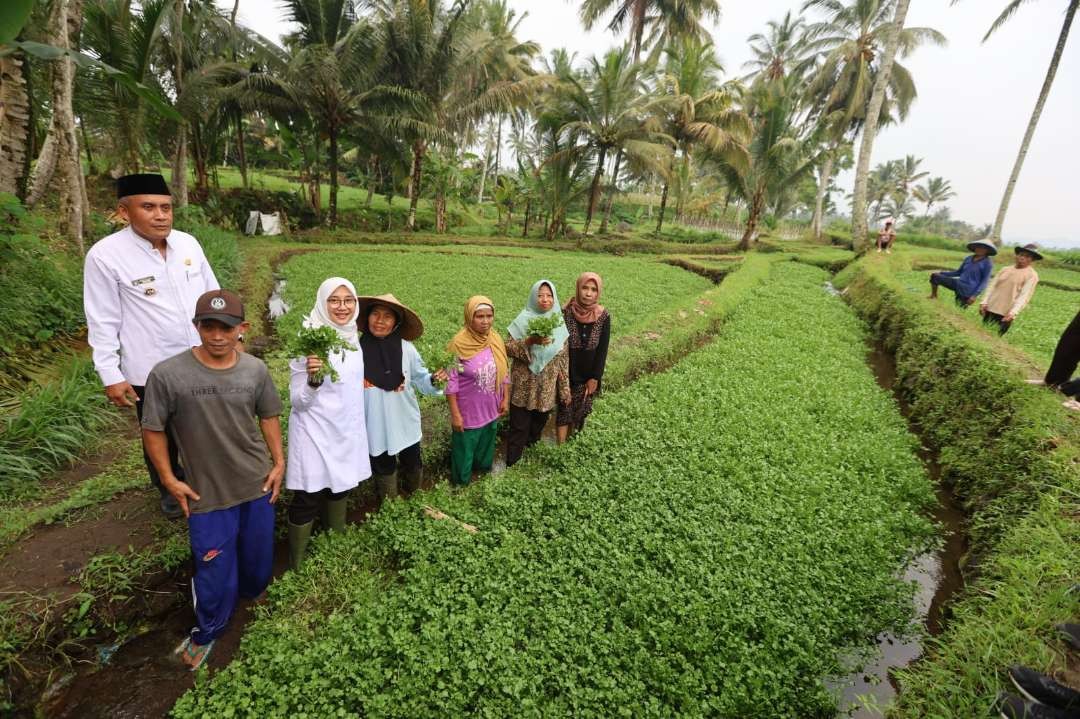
[83, 173, 220, 518]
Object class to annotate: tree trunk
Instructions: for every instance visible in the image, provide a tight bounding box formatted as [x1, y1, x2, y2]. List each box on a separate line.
[631, 0, 647, 62]
[0, 54, 30, 196]
[406, 139, 425, 231]
[599, 149, 623, 234]
[655, 182, 669, 236]
[79, 114, 94, 171]
[328, 125, 339, 226]
[738, 187, 766, 251]
[494, 115, 503, 178]
[989, 0, 1077, 245]
[583, 145, 607, 234]
[850, 0, 910, 252]
[192, 120, 209, 193]
[235, 110, 248, 188]
[169, 0, 188, 207]
[477, 127, 492, 204]
[674, 149, 690, 218]
[365, 155, 377, 207]
[435, 192, 447, 233]
[811, 149, 835, 241]
[522, 197, 531, 238]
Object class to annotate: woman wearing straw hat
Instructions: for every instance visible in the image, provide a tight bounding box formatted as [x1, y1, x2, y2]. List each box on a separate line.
[357, 294, 446, 503]
[286, 278, 369, 570]
[929, 239, 996, 307]
[980, 243, 1043, 336]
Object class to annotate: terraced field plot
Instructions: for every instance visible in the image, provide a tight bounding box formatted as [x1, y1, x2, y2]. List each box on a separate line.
[177, 262, 936, 717]
[276, 247, 714, 359]
[896, 269, 1078, 367]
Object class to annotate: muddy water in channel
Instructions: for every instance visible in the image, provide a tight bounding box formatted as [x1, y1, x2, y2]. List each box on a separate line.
[834, 343, 968, 717]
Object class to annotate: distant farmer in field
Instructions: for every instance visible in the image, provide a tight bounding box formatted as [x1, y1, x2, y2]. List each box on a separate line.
[446, 296, 509, 486]
[928, 239, 996, 306]
[505, 280, 571, 467]
[876, 218, 897, 254]
[1033, 308, 1080, 411]
[140, 290, 283, 671]
[980, 243, 1042, 336]
[285, 278, 370, 570]
[357, 293, 445, 501]
[83, 173, 219, 519]
[557, 272, 610, 443]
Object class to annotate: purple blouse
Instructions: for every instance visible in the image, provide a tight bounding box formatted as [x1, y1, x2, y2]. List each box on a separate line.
[446, 347, 507, 430]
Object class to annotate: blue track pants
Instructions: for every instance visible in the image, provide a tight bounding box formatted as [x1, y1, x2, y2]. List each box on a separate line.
[187, 493, 275, 645]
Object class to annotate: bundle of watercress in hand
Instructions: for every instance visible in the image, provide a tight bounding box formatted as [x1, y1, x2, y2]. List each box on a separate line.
[425, 349, 464, 387]
[288, 325, 354, 383]
[526, 313, 564, 340]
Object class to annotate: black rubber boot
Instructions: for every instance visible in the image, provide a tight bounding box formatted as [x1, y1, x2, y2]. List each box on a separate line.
[400, 467, 422, 495]
[374, 472, 398, 504]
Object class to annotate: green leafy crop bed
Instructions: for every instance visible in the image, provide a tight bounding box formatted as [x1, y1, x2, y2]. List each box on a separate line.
[175, 262, 935, 717]
[894, 269, 1077, 367]
[275, 247, 713, 358]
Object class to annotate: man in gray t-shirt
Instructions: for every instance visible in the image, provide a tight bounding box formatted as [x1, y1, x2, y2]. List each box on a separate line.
[141, 289, 284, 670]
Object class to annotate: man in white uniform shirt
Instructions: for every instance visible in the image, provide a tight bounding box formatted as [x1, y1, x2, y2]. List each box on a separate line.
[84, 173, 219, 518]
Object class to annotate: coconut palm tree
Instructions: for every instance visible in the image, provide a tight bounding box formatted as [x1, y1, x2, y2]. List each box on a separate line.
[711, 74, 823, 250]
[578, 0, 720, 62]
[913, 175, 955, 215]
[654, 37, 750, 234]
[954, 0, 1078, 244]
[744, 10, 817, 82]
[894, 153, 928, 200]
[376, 0, 542, 231]
[842, 0, 915, 250]
[801, 0, 944, 240]
[558, 46, 671, 235]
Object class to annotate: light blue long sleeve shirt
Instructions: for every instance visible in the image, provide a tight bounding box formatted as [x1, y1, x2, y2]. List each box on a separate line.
[363, 340, 442, 457]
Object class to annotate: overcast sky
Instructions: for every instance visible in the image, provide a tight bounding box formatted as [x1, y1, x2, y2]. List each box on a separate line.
[227, 0, 1079, 247]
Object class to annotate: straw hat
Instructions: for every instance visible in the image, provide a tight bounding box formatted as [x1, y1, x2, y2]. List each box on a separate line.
[1014, 243, 1044, 261]
[356, 293, 424, 340]
[966, 239, 998, 256]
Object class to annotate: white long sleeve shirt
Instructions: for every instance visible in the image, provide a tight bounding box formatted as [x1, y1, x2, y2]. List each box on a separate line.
[83, 226, 219, 387]
[363, 340, 443, 457]
[286, 346, 371, 493]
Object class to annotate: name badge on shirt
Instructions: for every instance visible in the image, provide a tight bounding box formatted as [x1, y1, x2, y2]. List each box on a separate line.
[131, 275, 156, 286]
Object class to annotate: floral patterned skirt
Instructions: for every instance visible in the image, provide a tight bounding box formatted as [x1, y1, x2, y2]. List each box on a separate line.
[556, 383, 595, 430]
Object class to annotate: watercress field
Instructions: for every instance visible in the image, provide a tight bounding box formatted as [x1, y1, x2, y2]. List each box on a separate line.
[175, 261, 936, 717]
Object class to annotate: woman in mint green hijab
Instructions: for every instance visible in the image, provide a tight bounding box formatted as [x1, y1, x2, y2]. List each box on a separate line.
[504, 280, 571, 467]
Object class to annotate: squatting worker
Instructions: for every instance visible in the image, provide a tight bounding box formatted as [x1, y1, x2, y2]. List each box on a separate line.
[980, 243, 1042, 336]
[876, 218, 897, 253]
[83, 173, 219, 519]
[929, 239, 996, 307]
[140, 290, 284, 671]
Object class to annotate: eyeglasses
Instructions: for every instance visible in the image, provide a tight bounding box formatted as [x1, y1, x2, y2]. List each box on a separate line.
[327, 298, 357, 308]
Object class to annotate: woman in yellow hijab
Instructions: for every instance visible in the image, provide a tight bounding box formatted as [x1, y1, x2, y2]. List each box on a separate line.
[445, 296, 509, 486]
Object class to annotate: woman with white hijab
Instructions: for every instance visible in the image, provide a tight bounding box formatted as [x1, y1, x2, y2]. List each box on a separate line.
[286, 277, 371, 570]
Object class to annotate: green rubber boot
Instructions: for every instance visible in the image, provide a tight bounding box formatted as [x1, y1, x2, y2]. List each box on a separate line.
[324, 496, 349, 533]
[400, 467, 422, 496]
[287, 520, 314, 571]
[374, 472, 398, 504]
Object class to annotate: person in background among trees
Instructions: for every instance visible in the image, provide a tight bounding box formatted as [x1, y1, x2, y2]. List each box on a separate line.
[505, 280, 571, 467]
[83, 173, 219, 519]
[557, 273, 610, 442]
[876, 218, 897, 253]
[286, 278, 370, 571]
[929, 239, 996, 307]
[140, 290, 283, 671]
[357, 293, 445, 502]
[1030, 308, 1080, 411]
[445, 296, 509, 487]
[980, 243, 1042, 336]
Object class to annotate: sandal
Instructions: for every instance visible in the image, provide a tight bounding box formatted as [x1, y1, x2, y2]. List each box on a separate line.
[173, 636, 215, 671]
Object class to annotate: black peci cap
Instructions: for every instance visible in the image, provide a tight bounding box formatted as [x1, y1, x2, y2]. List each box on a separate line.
[117, 173, 171, 199]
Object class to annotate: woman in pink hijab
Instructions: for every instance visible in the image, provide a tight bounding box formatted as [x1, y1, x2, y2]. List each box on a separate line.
[556, 272, 610, 442]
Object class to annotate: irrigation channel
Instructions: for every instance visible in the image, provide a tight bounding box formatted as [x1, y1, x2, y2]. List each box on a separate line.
[29, 264, 970, 718]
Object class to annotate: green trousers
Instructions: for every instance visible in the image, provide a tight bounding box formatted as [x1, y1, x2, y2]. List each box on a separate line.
[450, 420, 498, 487]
